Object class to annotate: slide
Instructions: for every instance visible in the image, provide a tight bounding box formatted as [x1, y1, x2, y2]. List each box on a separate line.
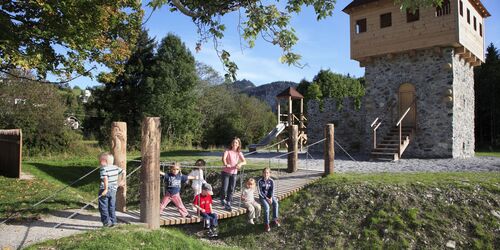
[248, 123, 287, 151]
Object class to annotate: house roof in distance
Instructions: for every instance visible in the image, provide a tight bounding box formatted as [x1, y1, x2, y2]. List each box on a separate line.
[276, 87, 304, 100]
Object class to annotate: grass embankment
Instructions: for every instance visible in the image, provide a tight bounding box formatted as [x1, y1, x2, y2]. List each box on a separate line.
[213, 172, 500, 249]
[476, 151, 500, 157]
[27, 172, 499, 250]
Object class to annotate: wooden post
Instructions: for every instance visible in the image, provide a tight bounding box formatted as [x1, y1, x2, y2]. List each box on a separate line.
[324, 124, 334, 175]
[140, 117, 161, 229]
[111, 122, 127, 212]
[287, 125, 298, 173]
[288, 96, 293, 125]
[300, 99, 304, 128]
[0, 129, 22, 178]
[277, 98, 281, 124]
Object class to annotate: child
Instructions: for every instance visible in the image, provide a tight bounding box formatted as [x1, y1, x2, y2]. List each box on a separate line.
[258, 167, 280, 232]
[188, 159, 207, 196]
[98, 152, 125, 227]
[221, 137, 247, 211]
[241, 178, 261, 224]
[160, 163, 197, 218]
[193, 183, 218, 237]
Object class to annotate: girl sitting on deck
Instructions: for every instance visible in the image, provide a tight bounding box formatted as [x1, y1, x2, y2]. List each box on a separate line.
[258, 167, 280, 232]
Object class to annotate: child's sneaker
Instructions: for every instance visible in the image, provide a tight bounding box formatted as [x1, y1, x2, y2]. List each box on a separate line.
[248, 219, 254, 225]
[212, 227, 218, 237]
[272, 219, 281, 227]
[207, 229, 214, 238]
[264, 224, 271, 232]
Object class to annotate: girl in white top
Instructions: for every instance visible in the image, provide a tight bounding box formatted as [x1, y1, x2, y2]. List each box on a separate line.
[189, 159, 208, 196]
[241, 178, 261, 224]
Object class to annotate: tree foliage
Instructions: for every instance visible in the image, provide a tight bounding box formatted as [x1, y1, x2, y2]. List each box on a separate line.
[310, 69, 365, 110]
[474, 43, 500, 148]
[0, 0, 143, 82]
[0, 71, 79, 154]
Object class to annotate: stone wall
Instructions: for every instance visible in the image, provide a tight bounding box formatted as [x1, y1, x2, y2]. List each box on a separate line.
[452, 52, 475, 157]
[307, 98, 365, 153]
[306, 47, 475, 158]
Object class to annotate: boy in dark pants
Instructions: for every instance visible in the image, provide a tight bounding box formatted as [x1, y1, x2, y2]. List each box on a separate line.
[98, 152, 124, 227]
[193, 183, 218, 237]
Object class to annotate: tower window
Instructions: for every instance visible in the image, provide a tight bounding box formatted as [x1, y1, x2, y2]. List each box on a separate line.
[406, 9, 419, 23]
[356, 18, 367, 33]
[436, 0, 451, 16]
[473, 16, 477, 30]
[459, 1, 463, 16]
[467, 9, 470, 24]
[380, 13, 392, 28]
[479, 23, 483, 37]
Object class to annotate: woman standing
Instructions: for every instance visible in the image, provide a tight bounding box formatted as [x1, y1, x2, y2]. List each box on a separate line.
[220, 137, 246, 211]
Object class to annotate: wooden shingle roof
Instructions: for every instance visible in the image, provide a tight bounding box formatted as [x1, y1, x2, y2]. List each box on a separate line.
[276, 87, 304, 100]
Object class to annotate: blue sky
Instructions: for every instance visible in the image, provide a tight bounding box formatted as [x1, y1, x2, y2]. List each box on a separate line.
[69, 0, 500, 88]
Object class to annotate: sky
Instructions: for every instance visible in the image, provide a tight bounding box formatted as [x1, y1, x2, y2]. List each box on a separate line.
[67, 0, 500, 88]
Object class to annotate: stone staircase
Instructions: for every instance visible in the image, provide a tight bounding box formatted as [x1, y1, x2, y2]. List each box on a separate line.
[371, 126, 414, 161]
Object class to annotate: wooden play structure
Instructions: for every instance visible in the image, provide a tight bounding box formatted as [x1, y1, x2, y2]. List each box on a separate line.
[0, 129, 22, 178]
[276, 87, 308, 151]
[114, 118, 335, 229]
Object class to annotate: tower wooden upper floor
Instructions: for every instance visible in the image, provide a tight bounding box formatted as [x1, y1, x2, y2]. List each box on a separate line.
[343, 0, 490, 66]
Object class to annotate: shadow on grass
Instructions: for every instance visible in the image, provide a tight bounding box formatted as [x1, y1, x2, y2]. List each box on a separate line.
[31, 163, 99, 188]
[160, 150, 210, 158]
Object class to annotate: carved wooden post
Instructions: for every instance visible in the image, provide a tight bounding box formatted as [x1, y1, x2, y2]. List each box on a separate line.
[287, 125, 298, 173]
[111, 122, 127, 212]
[140, 117, 161, 229]
[0, 129, 22, 178]
[324, 124, 335, 176]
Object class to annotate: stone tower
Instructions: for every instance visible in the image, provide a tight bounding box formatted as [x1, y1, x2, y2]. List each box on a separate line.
[340, 0, 490, 158]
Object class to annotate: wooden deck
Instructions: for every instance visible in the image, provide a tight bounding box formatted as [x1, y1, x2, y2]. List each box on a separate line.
[123, 169, 323, 226]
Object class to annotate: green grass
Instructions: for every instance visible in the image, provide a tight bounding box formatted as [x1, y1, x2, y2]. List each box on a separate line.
[476, 151, 500, 157]
[26, 225, 236, 250]
[207, 172, 500, 249]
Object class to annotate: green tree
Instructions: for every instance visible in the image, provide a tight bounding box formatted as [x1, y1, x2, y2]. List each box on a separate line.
[0, 71, 78, 154]
[143, 34, 201, 145]
[474, 43, 500, 148]
[312, 69, 365, 110]
[84, 29, 157, 147]
[0, 0, 142, 82]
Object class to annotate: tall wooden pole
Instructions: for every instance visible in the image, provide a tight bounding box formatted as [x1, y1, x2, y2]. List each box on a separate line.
[288, 96, 293, 125]
[140, 117, 161, 229]
[324, 124, 335, 176]
[287, 125, 298, 173]
[111, 122, 127, 212]
[277, 98, 281, 124]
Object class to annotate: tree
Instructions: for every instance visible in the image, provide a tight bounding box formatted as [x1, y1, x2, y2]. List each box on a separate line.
[474, 43, 500, 149]
[84, 29, 157, 147]
[148, 0, 445, 79]
[0, 70, 78, 154]
[0, 0, 142, 82]
[312, 69, 365, 110]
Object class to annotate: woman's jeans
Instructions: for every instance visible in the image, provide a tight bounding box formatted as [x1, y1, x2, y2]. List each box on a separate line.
[260, 196, 279, 225]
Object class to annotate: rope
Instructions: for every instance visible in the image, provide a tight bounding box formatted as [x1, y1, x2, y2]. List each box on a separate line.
[53, 165, 142, 229]
[243, 137, 289, 157]
[0, 166, 100, 226]
[334, 140, 363, 168]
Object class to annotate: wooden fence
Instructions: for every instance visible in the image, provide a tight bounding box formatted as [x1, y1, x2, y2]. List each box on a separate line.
[0, 129, 22, 178]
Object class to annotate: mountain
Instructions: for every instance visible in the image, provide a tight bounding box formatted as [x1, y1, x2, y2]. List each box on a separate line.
[235, 80, 297, 112]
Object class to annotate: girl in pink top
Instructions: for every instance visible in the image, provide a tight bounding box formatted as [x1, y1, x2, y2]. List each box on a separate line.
[220, 137, 246, 211]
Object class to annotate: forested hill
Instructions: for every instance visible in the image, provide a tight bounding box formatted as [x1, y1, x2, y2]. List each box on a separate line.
[233, 79, 297, 111]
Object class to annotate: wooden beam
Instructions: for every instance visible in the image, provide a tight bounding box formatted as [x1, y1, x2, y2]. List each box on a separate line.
[111, 122, 127, 212]
[287, 125, 298, 173]
[324, 124, 334, 176]
[462, 51, 472, 59]
[140, 117, 161, 229]
[454, 47, 466, 55]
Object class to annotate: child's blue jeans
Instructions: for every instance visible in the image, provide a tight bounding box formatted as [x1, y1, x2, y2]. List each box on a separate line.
[98, 188, 117, 226]
[260, 197, 279, 225]
[201, 212, 218, 228]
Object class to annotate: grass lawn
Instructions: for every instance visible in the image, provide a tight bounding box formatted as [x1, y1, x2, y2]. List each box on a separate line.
[476, 151, 500, 157]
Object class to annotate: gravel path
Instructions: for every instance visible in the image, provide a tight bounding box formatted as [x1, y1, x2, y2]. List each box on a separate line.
[0, 210, 139, 249]
[244, 152, 500, 173]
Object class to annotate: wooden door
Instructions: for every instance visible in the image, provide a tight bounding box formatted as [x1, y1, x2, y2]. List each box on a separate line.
[398, 83, 416, 128]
